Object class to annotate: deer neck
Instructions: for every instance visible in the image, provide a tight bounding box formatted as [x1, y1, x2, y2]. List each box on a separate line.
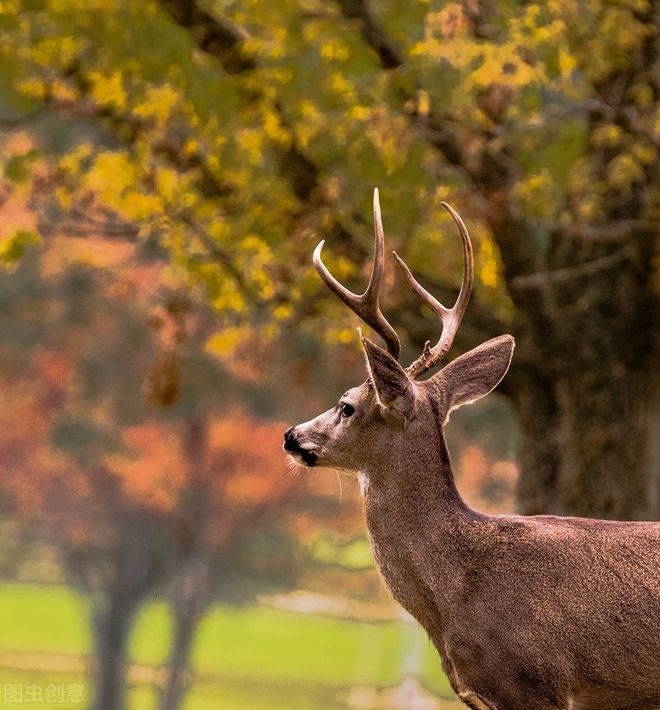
[362, 396, 470, 520]
[360, 406, 480, 634]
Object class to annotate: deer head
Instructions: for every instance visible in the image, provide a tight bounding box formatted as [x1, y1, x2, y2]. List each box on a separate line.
[283, 189, 514, 478]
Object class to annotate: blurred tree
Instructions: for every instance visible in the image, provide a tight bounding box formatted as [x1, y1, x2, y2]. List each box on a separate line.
[1, 1, 658, 520]
[0, 215, 297, 709]
[153, 414, 296, 710]
[0, 245, 173, 710]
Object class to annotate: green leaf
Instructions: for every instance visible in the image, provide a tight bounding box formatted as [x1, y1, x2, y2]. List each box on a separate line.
[3, 149, 40, 183]
[0, 229, 42, 266]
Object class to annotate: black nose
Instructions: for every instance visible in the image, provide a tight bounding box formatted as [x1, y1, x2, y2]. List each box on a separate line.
[283, 427, 299, 452]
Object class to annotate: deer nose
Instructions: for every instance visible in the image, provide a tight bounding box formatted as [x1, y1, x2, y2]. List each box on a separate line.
[283, 427, 299, 452]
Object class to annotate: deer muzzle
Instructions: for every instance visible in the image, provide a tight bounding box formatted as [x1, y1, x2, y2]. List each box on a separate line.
[282, 427, 318, 466]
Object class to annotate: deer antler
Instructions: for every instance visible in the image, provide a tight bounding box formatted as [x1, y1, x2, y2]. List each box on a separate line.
[313, 188, 401, 358]
[393, 202, 473, 379]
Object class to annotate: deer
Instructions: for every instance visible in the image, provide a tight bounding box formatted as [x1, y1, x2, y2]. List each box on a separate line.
[283, 189, 660, 710]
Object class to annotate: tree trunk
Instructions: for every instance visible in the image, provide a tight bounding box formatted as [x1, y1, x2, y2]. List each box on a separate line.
[160, 417, 213, 710]
[651, 407, 660, 519]
[88, 531, 163, 710]
[159, 559, 210, 710]
[515, 364, 656, 519]
[91, 594, 138, 710]
[512, 239, 659, 520]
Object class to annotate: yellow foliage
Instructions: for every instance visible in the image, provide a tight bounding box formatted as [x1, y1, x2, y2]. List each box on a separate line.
[630, 83, 654, 110]
[513, 170, 560, 219]
[417, 90, 430, 117]
[133, 84, 179, 125]
[258, 277, 275, 300]
[4, 0, 658, 337]
[652, 107, 660, 142]
[423, 6, 468, 41]
[155, 167, 179, 201]
[273, 303, 292, 320]
[180, 191, 196, 208]
[296, 100, 324, 148]
[0, 0, 20, 12]
[469, 46, 540, 90]
[576, 195, 602, 222]
[631, 142, 657, 166]
[184, 139, 199, 155]
[478, 239, 499, 289]
[608, 154, 644, 190]
[265, 67, 294, 85]
[31, 36, 80, 68]
[58, 143, 93, 175]
[84, 151, 136, 202]
[262, 108, 289, 145]
[240, 235, 272, 262]
[567, 158, 593, 193]
[592, 124, 623, 148]
[87, 70, 127, 111]
[236, 129, 264, 166]
[320, 40, 350, 62]
[54, 187, 72, 209]
[329, 72, 356, 103]
[0, 229, 41, 266]
[558, 46, 577, 79]
[363, 108, 411, 174]
[17, 77, 46, 99]
[206, 327, 246, 357]
[49, 79, 77, 102]
[120, 192, 163, 219]
[350, 106, 369, 121]
[212, 285, 245, 313]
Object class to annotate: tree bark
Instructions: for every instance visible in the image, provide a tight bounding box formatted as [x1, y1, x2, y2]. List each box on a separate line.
[511, 232, 659, 520]
[159, 559, 210, 710]
[87, 521, 164, 710]
[651, 408, 660, 519]
[159, 417, 213, 710]
[515, 364, 656, 519]
[91, 593, 139, 710]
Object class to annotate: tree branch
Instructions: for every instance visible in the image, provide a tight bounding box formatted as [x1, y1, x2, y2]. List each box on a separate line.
[334, 0, 403, 69]
[176, 211, 257, 303]
[157, 0, 256, 74]
[510, 247, 633, 290]
[565, 220, 660, 243]
[50, 63, 235, 202]
[331, 0, 532, 286]
[157, 0, 519, 304]
[157, 0, 320, 203]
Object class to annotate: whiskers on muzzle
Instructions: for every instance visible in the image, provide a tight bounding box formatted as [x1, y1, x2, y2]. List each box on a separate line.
[285, 454, 307, 477]
[285, 448, 318, 468]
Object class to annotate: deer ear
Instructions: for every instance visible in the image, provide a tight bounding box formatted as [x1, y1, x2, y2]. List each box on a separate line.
[360, 331, 414, 415]
[438, 335, 514, 413]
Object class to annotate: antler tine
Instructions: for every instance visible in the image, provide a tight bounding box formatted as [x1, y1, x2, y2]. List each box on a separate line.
[393, 201, 473, 379]
[313, 188, 401, 358]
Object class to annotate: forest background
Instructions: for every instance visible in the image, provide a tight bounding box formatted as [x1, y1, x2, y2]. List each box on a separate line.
[0, 1, 658, 709]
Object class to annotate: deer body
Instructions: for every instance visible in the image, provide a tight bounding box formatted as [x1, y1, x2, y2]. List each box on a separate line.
[284, 190, 660, 709]
[362, 408, 660, 710]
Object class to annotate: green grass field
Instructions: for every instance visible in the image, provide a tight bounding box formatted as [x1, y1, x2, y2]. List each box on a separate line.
[0, 583, 460, 709]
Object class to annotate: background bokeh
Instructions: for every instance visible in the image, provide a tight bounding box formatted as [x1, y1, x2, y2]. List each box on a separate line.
[0, 1, 658, 708]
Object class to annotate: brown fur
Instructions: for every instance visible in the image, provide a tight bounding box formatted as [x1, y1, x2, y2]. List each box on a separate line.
[285, 334, 660, 710]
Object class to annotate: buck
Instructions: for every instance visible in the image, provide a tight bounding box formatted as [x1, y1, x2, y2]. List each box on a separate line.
[283, 189, 660, 710]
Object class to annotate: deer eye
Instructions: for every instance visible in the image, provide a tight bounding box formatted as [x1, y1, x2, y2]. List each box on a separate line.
[340, 403, 355, 418]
